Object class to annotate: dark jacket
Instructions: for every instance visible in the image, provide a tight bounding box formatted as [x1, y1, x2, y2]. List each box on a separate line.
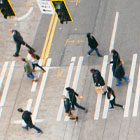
[87, 33, 98, 49]
[12, 30, 24, 44]
[22, 111, 33, 128]
[113, 63, 125, 80]
[110, 52, 121, 71]
[64, 98, 71, 113]
[68, 89, 79, 104]
[92, 70, 105, 86]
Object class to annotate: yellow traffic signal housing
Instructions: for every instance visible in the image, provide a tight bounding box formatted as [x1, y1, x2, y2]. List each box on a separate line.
[0, 0, 16, 19]
[51, 0, 73, 24]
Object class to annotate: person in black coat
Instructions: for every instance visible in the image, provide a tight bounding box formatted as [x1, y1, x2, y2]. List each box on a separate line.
[106, 86, 124, 110]
[90, 68, 106, 95]
[110, 49, 129, 86]
[62, 96, 78, 121]
[9, 29, 35, 57]
[86, 33, 102, 57]
[17, 108, 43, 133]
[66, 87, 88, 113]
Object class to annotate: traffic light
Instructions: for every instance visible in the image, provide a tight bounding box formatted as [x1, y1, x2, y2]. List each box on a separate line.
[0, 0, 16, 19]
[51, 0, 73, 24]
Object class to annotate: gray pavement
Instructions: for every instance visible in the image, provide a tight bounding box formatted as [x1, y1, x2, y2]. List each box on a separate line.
[0, 0, 140, 140]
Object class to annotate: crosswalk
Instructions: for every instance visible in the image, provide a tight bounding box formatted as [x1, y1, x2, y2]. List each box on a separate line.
[0, 54, 140, 123]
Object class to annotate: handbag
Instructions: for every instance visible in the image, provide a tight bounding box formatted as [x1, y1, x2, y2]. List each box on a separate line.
[95, 86, 104, 94]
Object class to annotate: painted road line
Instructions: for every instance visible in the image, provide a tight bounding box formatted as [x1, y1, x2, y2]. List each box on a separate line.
[124, 54, 137, 117]
[43, 15, 58, 65]
[102, 64, 113, 119]
[56, 57, 76, 121]
[65, 56, 84, 121]
[32, 58, 52, 123]
[22, 99, 33, 126]
[13, 119, 44, 124]
[16, 7, 33, 21]
[41, 15, 55, 61]
[0, 62, 9, 91]
[0, 61, 15, 118]
[31, 72, 41, 92]
[0, 61, 16, 107]
[133, 63, 140, 117]
[109, 12, 119, 52]
[94, 55, 108, 120]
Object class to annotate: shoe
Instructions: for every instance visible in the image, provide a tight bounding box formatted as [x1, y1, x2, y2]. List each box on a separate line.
[32, 79, 38, 82]
[85, 109, 88, 113]
[13, 54, 19, 57]
[122, 105, 125, 109]
[87, 53, 90, 56]
[76, 116, 78, 121]
[37, 130, 43, 134]
[98, 55, 103, 57]
[42, 70, 46, 73]
[103, 91, 107, 95]
[72, 108, 76, 111]
[109, 107, 115, 110]
[22, 126, 28, 130]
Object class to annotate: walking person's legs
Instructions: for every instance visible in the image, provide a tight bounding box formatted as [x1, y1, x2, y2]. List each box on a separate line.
[123, 75, 129, 83]
[94, 48, 102, 57]
[22, 41, 35, 52]
[114, 103, 123, 108]
[14, 43, 21, 56]
[32, 125, 43, 133]
[35, 63, 46, 72]
[88, 48, 94, 55]
[74, 102, 88, 112]
[115, 78, 122, 86]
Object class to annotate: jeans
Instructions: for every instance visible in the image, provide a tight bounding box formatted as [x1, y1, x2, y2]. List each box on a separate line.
[23, 124, 42, 133]
[116, 76, 129, 86]
[88, 48, 101, 56]
[110, 99, 123, 108]
[72, 102, 85, 110]
[27, 73, 35, 80]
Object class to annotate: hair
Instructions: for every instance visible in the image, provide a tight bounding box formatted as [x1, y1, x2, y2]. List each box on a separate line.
[66, 87, 74, 92]
[27, 50, 37, 59]
[17, 108, 24, 112]
[87, 32, 91, 38]
[21, 58, 26, 62]
[111, 49, 118, 54]
[90, 68, 95, 73]
[107, 86, 115, 97]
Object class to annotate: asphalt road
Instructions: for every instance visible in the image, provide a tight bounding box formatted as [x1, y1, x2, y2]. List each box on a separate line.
[0, 0, 140, 140]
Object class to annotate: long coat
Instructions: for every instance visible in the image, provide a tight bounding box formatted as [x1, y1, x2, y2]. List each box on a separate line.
[87, 33, 98, 49]
[92, 70, 105, 86]
[113, 63, 125, 80]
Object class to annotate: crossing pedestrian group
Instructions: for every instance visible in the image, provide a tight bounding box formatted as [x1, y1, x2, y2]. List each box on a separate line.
[8, 28, 130, 133]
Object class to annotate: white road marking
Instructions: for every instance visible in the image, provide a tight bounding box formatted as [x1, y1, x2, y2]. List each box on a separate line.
[94, 55, 108, 120]
[56, 57, 76, 121]
[15, 7, 33, 21]
[102, 64, 113, 119]
[0, 61, 15, 118]
[109, 12, 119, 52]
[133, 63, 140, 117]
[32, 58, 52, 123]
[124, 54, 137, 117]
[64, 56, 84, 121]
[0, 62, 9, 91]
[12, 119, 44, 124]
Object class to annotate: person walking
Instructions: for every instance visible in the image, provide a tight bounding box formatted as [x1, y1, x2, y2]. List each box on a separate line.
[17, 108, 43, 133]
[21, 58, 38, 82]
[106, 86, 124, 110]
[8, 29, 35, 57]
[90, 68, 106, 95]
[27, 50, 46, 73]
[66, 87, 88, 113]
[86, 32, 102, 57]
[62, 96, 78, 121]
[110, 49, 129, 86]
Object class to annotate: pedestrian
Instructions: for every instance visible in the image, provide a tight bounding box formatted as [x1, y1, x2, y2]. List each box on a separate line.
[8, 29, 35, 57]
[106, 86, 124, 110]
[21, 58, 38, 82]
[110, 49, 129, 86]
[62, 95, 78, 121]
[86, 32, 102, 57]
[27, 50, 46, 73]
[90, 68, 106, 95]
[66, 87, 88, 113]
[17, 108, 43, 133]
